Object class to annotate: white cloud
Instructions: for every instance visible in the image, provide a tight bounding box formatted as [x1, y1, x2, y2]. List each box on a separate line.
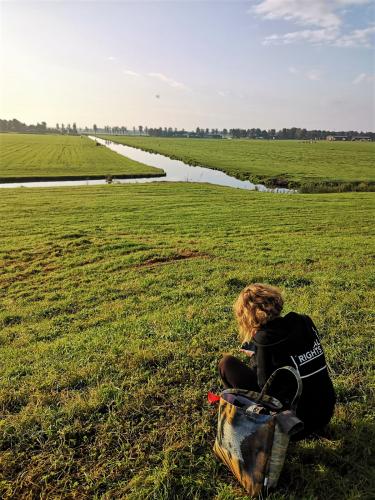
[254, 1, 374, 48]
[334, 26, 375, 48]
[353, 72, 367, 84]
[263, 28, 337, 46]
[121, 69, 190, 89]
[253, 0, 371, 28]
[123, 69, 140, 77]
[288, 66, 323, 81]
[306, 69, 322, 81]
[148, 72, 189, 90]
[335, 0, 370, 5]
[253, 0, 340, 28]
[352, 72, 375, 84]
[108, 56, 116, 61]
[263, 25, 374, 47]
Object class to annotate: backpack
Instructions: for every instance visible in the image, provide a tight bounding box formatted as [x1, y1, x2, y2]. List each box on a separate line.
[213, 366, 303, 497]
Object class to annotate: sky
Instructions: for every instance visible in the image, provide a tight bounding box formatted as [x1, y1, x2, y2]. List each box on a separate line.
[0, 0, 374, 131]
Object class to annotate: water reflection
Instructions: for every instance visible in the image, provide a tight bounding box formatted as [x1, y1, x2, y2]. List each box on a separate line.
[0, 136, 294, 193]
[95, 137, 293, 193]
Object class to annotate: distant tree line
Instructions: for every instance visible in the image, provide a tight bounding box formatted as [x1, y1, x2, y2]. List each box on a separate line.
[99, 124, 374, 140]
[0, 118, 78, 135]
[2, 118, 374, 140]
[146, 127, 223, 138]
[228, 128, 374, 140]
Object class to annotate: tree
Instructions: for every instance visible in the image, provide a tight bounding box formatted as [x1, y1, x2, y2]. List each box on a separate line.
[93, 124, 97, 135]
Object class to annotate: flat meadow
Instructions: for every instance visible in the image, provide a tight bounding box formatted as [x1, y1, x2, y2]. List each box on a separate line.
[0, 134, 163, 182]
[0, 182, 374, 499]
[99, 135, 375, 192]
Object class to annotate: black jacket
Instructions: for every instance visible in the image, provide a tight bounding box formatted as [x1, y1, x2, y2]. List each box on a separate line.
[253, 312, 336, 435]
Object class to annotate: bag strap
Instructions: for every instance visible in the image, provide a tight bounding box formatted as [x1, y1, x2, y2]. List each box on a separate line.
[221, 387, 283, 411]
[259, 366, 302, 411]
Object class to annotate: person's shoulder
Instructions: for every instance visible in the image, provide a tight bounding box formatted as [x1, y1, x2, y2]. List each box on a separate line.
[284, 311, 306, 320]
[253, 329, 269, 345]
[254, 316, 289, 347]
[284, 311, 313, 325]
[285, 312, 319, 339]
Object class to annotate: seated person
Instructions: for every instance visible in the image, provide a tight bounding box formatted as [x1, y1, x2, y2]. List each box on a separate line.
[219, 283, 336, 439]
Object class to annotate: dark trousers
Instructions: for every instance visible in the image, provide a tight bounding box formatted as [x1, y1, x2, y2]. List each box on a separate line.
[218, 354, 334, 440]
[218, 354, 296, 407]
[218, 354, 260, 391]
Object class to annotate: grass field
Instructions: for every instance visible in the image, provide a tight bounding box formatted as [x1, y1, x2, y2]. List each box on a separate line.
[0, 134, 164, 182]
[0, 183, 374, 498]
[99, 136, 375, 192]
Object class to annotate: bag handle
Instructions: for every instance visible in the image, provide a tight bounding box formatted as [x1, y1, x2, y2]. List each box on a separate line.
[259, 366, 302, 411]
[221, 388, 283, 411]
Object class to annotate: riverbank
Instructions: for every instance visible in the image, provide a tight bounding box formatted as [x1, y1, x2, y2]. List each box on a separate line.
[0, 133, 164, 180]
[0, 136, 292, 193]
[99, 136, 375, 192]
[1, 183, 373, 498]
[0, 172, 166, 183]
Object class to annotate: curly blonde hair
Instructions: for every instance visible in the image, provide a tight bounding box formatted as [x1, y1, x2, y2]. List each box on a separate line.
[234, 283, 284, 342]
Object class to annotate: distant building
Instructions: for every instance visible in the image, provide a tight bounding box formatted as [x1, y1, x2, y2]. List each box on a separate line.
[326, 135, 349, 141]
[187, 133, 222, 139]
[351, 136, 372, 141]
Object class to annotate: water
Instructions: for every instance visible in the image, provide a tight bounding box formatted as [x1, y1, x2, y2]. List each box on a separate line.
[0, 136, 294, 193]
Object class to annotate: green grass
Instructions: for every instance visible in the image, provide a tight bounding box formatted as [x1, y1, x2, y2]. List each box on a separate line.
[0, 183, 374, 499]
[99, 136, 375, 192]
[0, 133, 164, 182]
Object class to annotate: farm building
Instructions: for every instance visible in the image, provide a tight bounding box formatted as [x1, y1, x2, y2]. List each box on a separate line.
[351, 136, 372, 141]
[326, 135, 349, 141]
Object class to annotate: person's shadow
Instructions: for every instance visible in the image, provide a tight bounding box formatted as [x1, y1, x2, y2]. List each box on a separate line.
[276, 416, 374, 498]
[257, 373, 373, 498]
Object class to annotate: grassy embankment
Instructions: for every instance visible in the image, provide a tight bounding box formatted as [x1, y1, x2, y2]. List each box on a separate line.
[0, 134, 164, 182]
[100, 135, 375, 192]
[1, 183, 374, 498]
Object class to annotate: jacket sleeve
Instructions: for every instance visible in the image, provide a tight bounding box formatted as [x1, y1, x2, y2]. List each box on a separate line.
[254, 328, 290, 388]
[255, 344, 274, 388]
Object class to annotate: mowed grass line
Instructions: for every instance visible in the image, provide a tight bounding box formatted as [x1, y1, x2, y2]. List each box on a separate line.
[100, 135, 375, 191]
[0, 134, 164, 181]
[0, 184, 374, 499]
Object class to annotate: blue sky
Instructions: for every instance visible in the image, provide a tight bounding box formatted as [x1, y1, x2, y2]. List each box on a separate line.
[1, 0, 374, 130]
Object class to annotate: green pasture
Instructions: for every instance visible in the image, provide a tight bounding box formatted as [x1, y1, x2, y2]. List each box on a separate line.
[0, 183, 374, 498]
[0, 134, 163, 182]
[100, 135, 375, 192]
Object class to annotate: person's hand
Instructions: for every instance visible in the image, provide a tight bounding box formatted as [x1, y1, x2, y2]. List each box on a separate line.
[240, 349, 255, 357]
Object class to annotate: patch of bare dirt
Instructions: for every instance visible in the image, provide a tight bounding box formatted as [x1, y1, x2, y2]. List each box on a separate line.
[135, 249, 210, 268]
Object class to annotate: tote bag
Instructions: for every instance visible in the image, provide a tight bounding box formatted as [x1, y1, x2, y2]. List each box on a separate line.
[213, 366, 303, 497]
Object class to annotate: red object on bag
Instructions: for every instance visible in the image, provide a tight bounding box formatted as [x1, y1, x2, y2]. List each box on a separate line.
[207, 392, 220, 404]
